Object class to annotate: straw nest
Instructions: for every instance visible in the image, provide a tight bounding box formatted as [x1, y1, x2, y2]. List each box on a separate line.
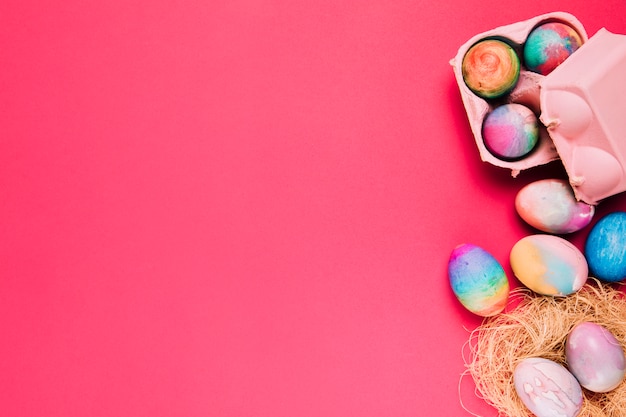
[462, 279, 626, 416]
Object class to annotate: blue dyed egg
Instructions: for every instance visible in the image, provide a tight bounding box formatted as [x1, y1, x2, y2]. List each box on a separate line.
[585, 212, 626, 282]
[448, 244, 509, 317]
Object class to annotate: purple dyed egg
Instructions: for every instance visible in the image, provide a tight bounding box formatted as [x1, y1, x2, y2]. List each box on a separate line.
[566, 322, 626, 393]
[482, 103, 539, 160]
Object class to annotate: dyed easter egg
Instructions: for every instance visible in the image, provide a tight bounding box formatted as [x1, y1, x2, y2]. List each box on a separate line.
[584, 212, 626, 282]
[462, 38, 520, 99]
[448, 244, 509, 317]
[515, 179, 595, 234]
[510, 234, 588, 296]
[523, 22, 583, 75]
[566, 322, 626, 393]
[482, 103, 539, 160]
[514, 357, 583, 417]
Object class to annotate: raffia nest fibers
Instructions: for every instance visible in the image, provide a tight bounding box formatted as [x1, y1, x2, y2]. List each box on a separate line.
[463, 279, 626, 417]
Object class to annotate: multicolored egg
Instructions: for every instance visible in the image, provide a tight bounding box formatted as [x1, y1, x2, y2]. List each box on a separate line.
[510, 234, 588, 296]
[514, 357, 583, 417]
[523, 22, 583, 75]
[462, 38, 520, 99]
[584, 212, 626, 282]
[448, 244, 509, 317]
[566, 322, 626, 393]
[515, 178, 595, 234]
[482, 103, 539, 160]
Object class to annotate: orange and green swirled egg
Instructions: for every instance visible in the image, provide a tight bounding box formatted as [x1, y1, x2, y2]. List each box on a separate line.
[462, 39, 520, 99]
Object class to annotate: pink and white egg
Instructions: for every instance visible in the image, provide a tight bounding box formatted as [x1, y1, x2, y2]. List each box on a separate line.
[514, 357, 583, 417]
[515, 179, 595, 234]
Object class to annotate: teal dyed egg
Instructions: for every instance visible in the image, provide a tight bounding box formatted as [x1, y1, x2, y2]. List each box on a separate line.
[585, 212, 626, 282]
[523, 22, 583, 75]
[448, 244, 509, 317]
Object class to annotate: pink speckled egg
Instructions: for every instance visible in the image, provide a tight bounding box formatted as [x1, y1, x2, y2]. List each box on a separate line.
[566, 322, 626, 393]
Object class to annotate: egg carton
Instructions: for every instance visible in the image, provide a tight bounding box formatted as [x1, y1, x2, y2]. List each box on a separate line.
[451, 12, 626, 205]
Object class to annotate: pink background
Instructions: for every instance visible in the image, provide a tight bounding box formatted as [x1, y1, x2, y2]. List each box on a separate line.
[2, 1, 626, 416]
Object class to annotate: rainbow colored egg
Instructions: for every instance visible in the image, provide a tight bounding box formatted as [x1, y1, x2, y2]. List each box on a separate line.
[482, 103, 539, 160]
[510, 234, 588, 296]
[523, 22, 583, 75]
[515, 178, 595, 234]
[462, 38, 520, 99]
[448, 243, 509, 317]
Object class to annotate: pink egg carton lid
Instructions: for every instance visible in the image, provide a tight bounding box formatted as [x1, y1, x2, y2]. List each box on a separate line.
[540, 28, 626, 205]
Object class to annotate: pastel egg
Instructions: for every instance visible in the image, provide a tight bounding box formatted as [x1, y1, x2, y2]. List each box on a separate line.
[482, 103, 539, 160]
[523, 22, 583, 75]
[514, 357, 583, 417]
[448, 243, 509, 317]
[510, 234, 588, 296]
[515, 178, 595, 234]
[462, 38, 520, 99]
[584, 212, 626, 282]
[566, 322, 626, 393]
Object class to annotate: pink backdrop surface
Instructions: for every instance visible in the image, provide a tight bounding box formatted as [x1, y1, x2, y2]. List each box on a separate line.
[2, 1, 626, 416]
